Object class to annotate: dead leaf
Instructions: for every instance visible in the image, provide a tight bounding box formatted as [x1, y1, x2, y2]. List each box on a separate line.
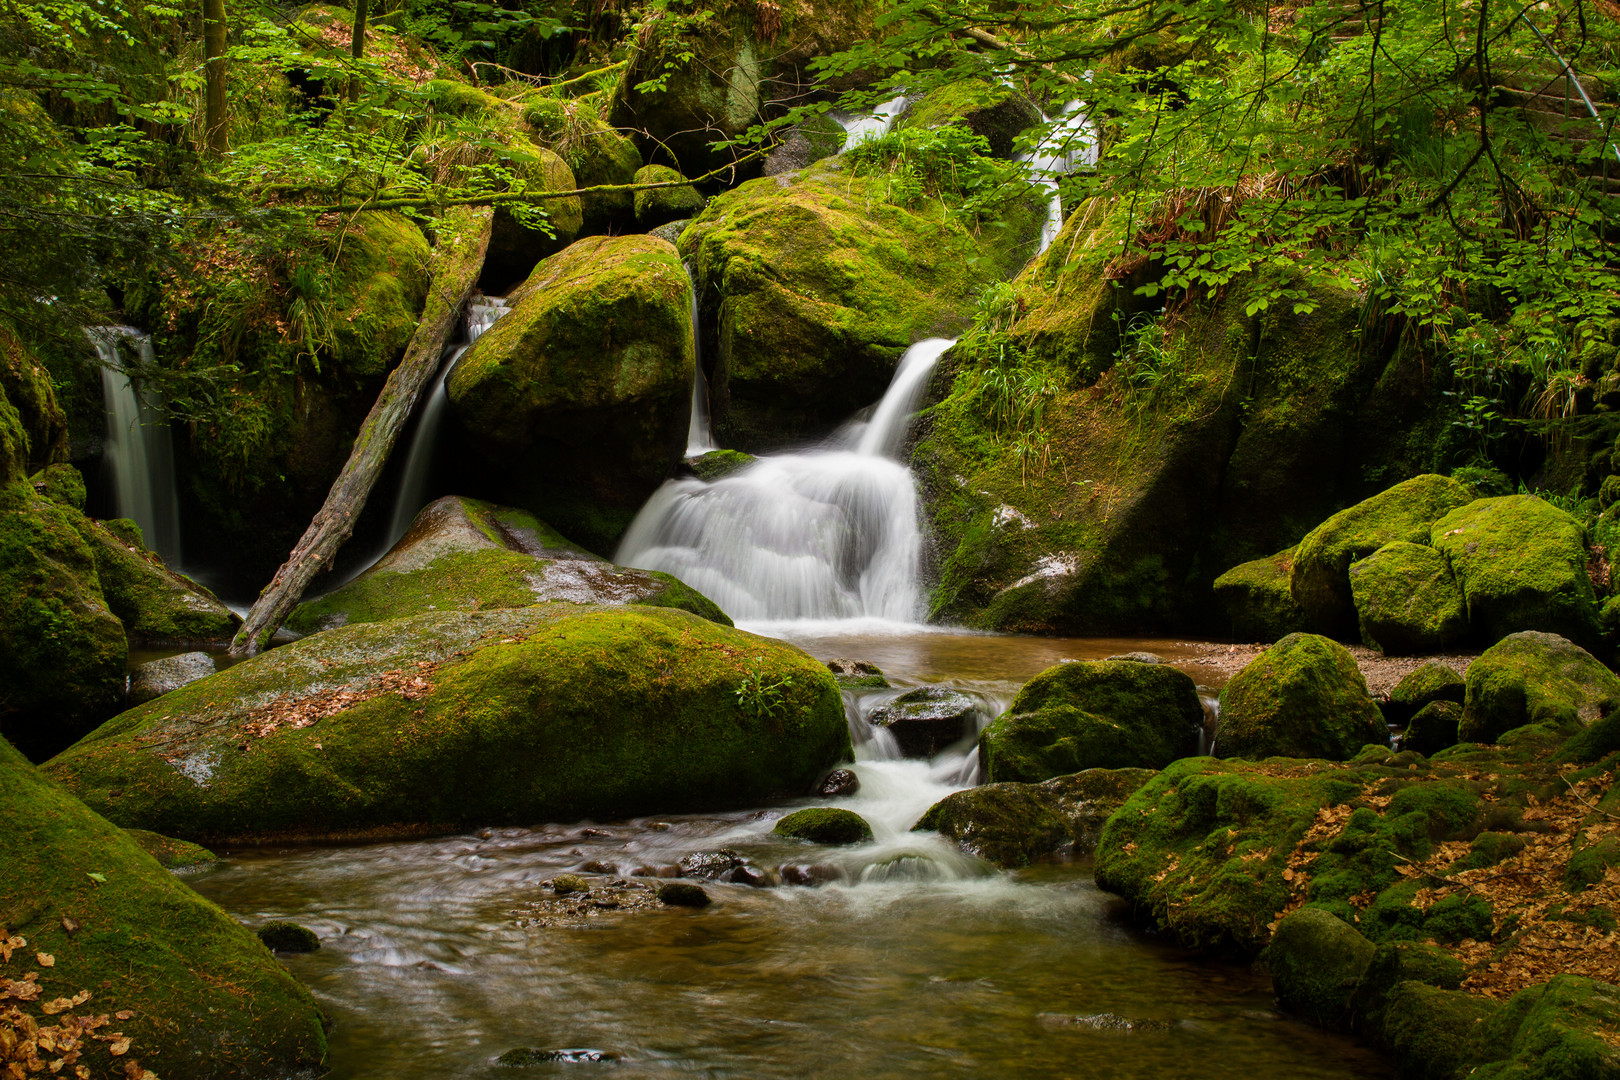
[114, 1011, 133, 1021]
[40, 999, 74, 1016]
[107, 1036, 130, 1056]
[34, 955, 52, 969]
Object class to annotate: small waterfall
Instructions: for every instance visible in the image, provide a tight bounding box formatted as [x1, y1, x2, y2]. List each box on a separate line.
[1018, 102, 1097, 254]
[616, 339, 954, 628]
[383, 297, 508, 547]
[89, 328, 182, 566]
[835, 94, 909, 151]
[683, 263, 716, 457]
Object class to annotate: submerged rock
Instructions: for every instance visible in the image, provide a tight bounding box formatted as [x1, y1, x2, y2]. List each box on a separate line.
[257, 920, 320, 953]
[1214, 633, 1386, 761]
[45, 605, 850, 843]
[129, 651, 217, 706]
[287, 496, 729, 633]
[825, 657, 888, 689]
[866, 686, 982, 757]
[655, 882, 712, 908]
[1348, 541, 1467, 655]
[913, 768, 1154, 868]
[773, 807, 873, 845]
[688, 448, 757, 482]
[498, 1047, 617, 1065]
[1460, 631, 1620, 744]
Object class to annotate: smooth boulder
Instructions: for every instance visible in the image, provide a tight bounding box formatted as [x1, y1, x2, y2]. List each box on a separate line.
[1212, 547, 1311, 641]
[1348, 541, 1467, 655]
[1460, 631, 1620, 744]
[1384, 662, 1467, 727]
[45, 605, 850, 844]
[129, 651, 217, 706]
[913, 768, 1154, 868]
[773, 807, 873, 845]
[1266, 908, 1376, 1028]
[1215, 633, 1387, 761]
[1403, 700, 1463, 756]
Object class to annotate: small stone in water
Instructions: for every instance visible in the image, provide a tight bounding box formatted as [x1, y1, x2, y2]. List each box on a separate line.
[678, 849, 746, 879]
[656, 882, 712, 908]
[551, 874, 589, 895]
[497, 1047, 617, 1065]
[256, 920, 319, 953]
[1104, 652, 1167, 665]
[779, 863, 842, 887]
[726, 863, 774, 887]
[580, 860, 617, 875]
[817, 769, 859, 797]
[1039, 1012, 1172, 1034]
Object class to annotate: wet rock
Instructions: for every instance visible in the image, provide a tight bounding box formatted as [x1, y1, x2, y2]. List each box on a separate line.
[779, 863, 842, 887]
[551, 874, 589, 895]
[914, 768, 1155, 868]
[1038, 1012, 1173, 1034]
[1384, 662, 1466, 727]
[773, 807, 874, 845]
[1348, 541, 1468, 655]
[678, 849, 747, 879]
[1402, 700, 1462, 756]
[764, 115, 846, 176]
[826, 657, 889, 689]
[1461, 631, 1620, 744]
[656, 882, 712, 908]
[1266, 908, 1374, 1028]
[123, 827, 218, 871]
[817, 768, 860, 796]
[579, 860, 618, 875]
[1213, 548, 1311, 642]
[1214, 633, 1386, 761]
[867, 686, 981, 757]
[687, 448, 757, 482]
[256, 921, 320, 954]
[726, 863, 776, 887]
[129, 651, 216, 706]
[514, 877, 661, 926]
[498, 1047, 617, 1065]
[1103, 652, 1166, 664]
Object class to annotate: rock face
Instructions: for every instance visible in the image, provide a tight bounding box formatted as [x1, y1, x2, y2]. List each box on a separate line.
[980, 659, 1203, 783]
[913, 768, 1154, 868]
[45, 605, 849, 843]
[79, 518, 238, 644]
[1348, 541, 1467, 655]
[680, 157, 1040, 449]
[128, 651, 217, 706]
[446, 236, 694, 552]
[1266, 908, 1376, 1028]
[633, 164, 704, 228]
[0, 736, 327, 1078]
[286, 496, 730, 633]
[866, 686, 983, 757]
[1460, 631, 1620, 744]
[1289, 474, 1475, 636]
[1431, 495, 1602, 649]
[1212, 548, 1311, 642]
[1214, 633, 1387, 761]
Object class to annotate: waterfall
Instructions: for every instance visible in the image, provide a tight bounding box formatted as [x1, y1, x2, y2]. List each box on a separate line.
[616, 338, 955, 628]
[683, 263, 716, 457]
[835, 94, 909, 151]
[1018, 102, 1097, 254]
[89, 328, 182, 566]
[383, 297, 509, 547]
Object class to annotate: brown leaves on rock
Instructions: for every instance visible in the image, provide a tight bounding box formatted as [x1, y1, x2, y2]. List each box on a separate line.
[1, 931, 133, 1080]
[167, 666, 440, 754]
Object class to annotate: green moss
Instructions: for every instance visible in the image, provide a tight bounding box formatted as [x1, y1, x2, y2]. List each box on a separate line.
[897, 80, 1041, 158]
[1289, 474, 1474, 636]
[0, 319, 68, 476]
[1347, 941, 1466, 1032]
[1403, 700, 1462, 756]
[1461, 631, 1620, 744]
[0, 736, 326, 1077]
[1349, 541, 1468, 655]
[1215, 633, 1388, 761]
[72, 512, 237, 644]
[1387, 662, 1467, 726]
[773, 806, 873, 844]
[46, 605, 849, 843]
[1454, 831, 1526, 871]
[1470, 976, 1620, 1080]
[1432, 495, 1602, 649]
[30, 463, 84, 509]
[486, 138, 583, 279]
[633, 164, 705, 227]
[1213, 547, 1312, 642]
[524, 97, 643, 229]
[426, 78, 510, 117]
[1265, 907, 1375, 1027]
[122, 828, 219, 871]
[1379, 982, 1500, 1080]
[256, 920, 319, 953]
[913, 768, 1154, 868]
[689, 448, 756, 481]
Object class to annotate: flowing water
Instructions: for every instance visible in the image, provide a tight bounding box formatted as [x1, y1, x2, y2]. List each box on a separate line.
[834, 94, 910, 151]
[683, 263, 716, 457]
[1018, 102, 1098, 254]
[89, 327, 182, 566]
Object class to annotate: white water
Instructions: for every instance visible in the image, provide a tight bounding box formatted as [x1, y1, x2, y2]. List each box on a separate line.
[89, 328, 182, 566]
[1018, 101, 1098, 254]
[383, 298, 508, 548]
[682, 263, 716, 457]
[835, 94, 910, 151]
[616, 338, 955, 626]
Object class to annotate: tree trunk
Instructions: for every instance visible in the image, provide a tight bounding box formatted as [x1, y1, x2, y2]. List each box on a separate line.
[203, 0, 228, 155]
[230, 206, 495, 655]
[348, 0, 369, 103]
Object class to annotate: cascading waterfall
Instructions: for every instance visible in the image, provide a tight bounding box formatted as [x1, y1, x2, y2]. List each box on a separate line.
[616, 338, 955, 627]
[682, 263, 716, 457]
[1018, 101, 1098, 254]
[89, 327, 182, 566]
[382, 297, 509, 547]
[834, 94, 909, 151]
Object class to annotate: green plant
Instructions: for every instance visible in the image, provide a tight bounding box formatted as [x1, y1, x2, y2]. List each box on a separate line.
[734, 657, 794, 725]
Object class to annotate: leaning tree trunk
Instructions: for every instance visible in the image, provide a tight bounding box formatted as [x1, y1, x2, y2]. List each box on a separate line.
[230, 206, 494, 655]
[203, 0, 228, 155]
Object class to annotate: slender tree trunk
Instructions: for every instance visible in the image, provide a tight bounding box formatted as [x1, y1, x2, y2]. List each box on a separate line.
[230, 206, 495, 655]
[203, 0, 228, 155]
[348, 0, 370, 103]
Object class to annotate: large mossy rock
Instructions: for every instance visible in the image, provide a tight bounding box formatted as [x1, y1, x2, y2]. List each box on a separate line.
[979, 659, 1203, 782]
[1289, 474, 1475, 636]
[1212, 547, 1311, 642]
[1215, 633, 1386, 761]
[446, 235, 693, 552]
[1431, 495, 1602, 649]
[1379, 982, 1501, 1080]
[1470, 975, 1620, 1080]
[680, 157, 1040, 449]
[1349, 541, 1468, 655]
[45, 605, 849, 843]
[1460, 631, 1620, 745]
[0, 736, 327, 1077]
[287, 496, 730, 633]
[633, 164, 705, 228]
[897, 80, 1042, 159]
[1266, 908, 1376, 1028]
[913, 767, 1154, 867]
[77, 516, 238, 644]
[484, 140, 584, 287]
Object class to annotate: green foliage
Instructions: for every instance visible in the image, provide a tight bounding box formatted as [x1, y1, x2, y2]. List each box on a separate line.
[847, 123, 1039, 231]
[735, 655, 795, 724]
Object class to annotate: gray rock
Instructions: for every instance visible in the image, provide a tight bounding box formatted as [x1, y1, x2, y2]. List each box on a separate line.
[648, 218, 692, 246]
[817, 768, 860, 796]
[867, 686, 983, 757]
[129, 651, 216, 705]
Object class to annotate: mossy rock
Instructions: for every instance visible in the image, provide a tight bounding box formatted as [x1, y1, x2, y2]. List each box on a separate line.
[523, 97, 643, 230]
[980, 659, 1203, 782]
[912, 767, 1154, 868]
[1347, 940, 1466, 1034]
[1212, 547, 1311, 642]
[30, 462, 83, 509]
[0, 736, 326, 1077]
[446, 236, 693, 553]
[0, 322, 68, 478]
[1460, 631, 1620, 745]
[1289, 474, 1475, 636]
[122, 827, 219, 871]
[1379, 982, 1500, 1080]
[1431, 495, 1602, 650]
[763, 113, 846, 176]
[256, 920, 319, 953]
[425, 78, 508, 117]
[633, 164, 705, 228]
[1215, 633, 1387, 761]
[485, 139, 584, 286]
[897, 79, 1042, 158]
[45, 604, 849, 843]
[0, 481, 126, 761]
[824, 657, 887, 689]
[867, 686, 983, 757]
[688, 448, 756, 481]
[1403, 700, 1462, 757]
[74, 513, 238, 645]
[1349, 541, 1467, 655]
[773, 806, 873, 844]
[1266, 907, 1375, 1028]
[287, 496, 729, 633]
[1386, 662, 1467, 727]
[1469, 975, 1620, 1080]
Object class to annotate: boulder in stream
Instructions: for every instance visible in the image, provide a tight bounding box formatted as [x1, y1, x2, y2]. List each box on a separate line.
[44, 605, 850, 844]
[1213, 633, 1386, 761]
[773, 807, 873, 845]
[825, 658, 888, 689]
[866, 686, 982, 757]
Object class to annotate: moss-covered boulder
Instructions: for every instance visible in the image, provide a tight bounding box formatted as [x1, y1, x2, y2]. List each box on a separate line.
[912, 767, 1154, 867]
[688, 447, 756, 481]
[1290, 474, 1475, 636]
[1215, 633, 1387, 761]
[1460, 631, 1620, 745]
[1266, 908, 1376, 1028]
[866, 686, 983, 757]
[0, 481, 126, 761]
[1385, 662, 1467, 727]
[897, 80, 1042, 158]
[680, 157, 1040, 449]
[123, 827, 219, 871]
[1403, 700, 1462, 756]
[1471, 975, 1620, 1080]
[633, 164, 705, 228]
[825, 657, 888, 689]
[1349, 541, 1468, 655]
[773, 806, 872, 844]
[76, 516, 238, 644]
[484, 140, 583, 287]
[763, 113, 845, 176]
[979, 659, 1203, 782]
[0, 736, 326, 1077]
[1431, 495, 1602, 649]
[0, 321, 68, 476]
[1379, 982, 1500, 1079]
[1348, 940, 1466, 1033]
[522, 97, 643, 231]
[45, 605, 849, 843]
[446, 236, 693, 552]
[1212, 547, 1311, 642]
[286, 496, 729, 634]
